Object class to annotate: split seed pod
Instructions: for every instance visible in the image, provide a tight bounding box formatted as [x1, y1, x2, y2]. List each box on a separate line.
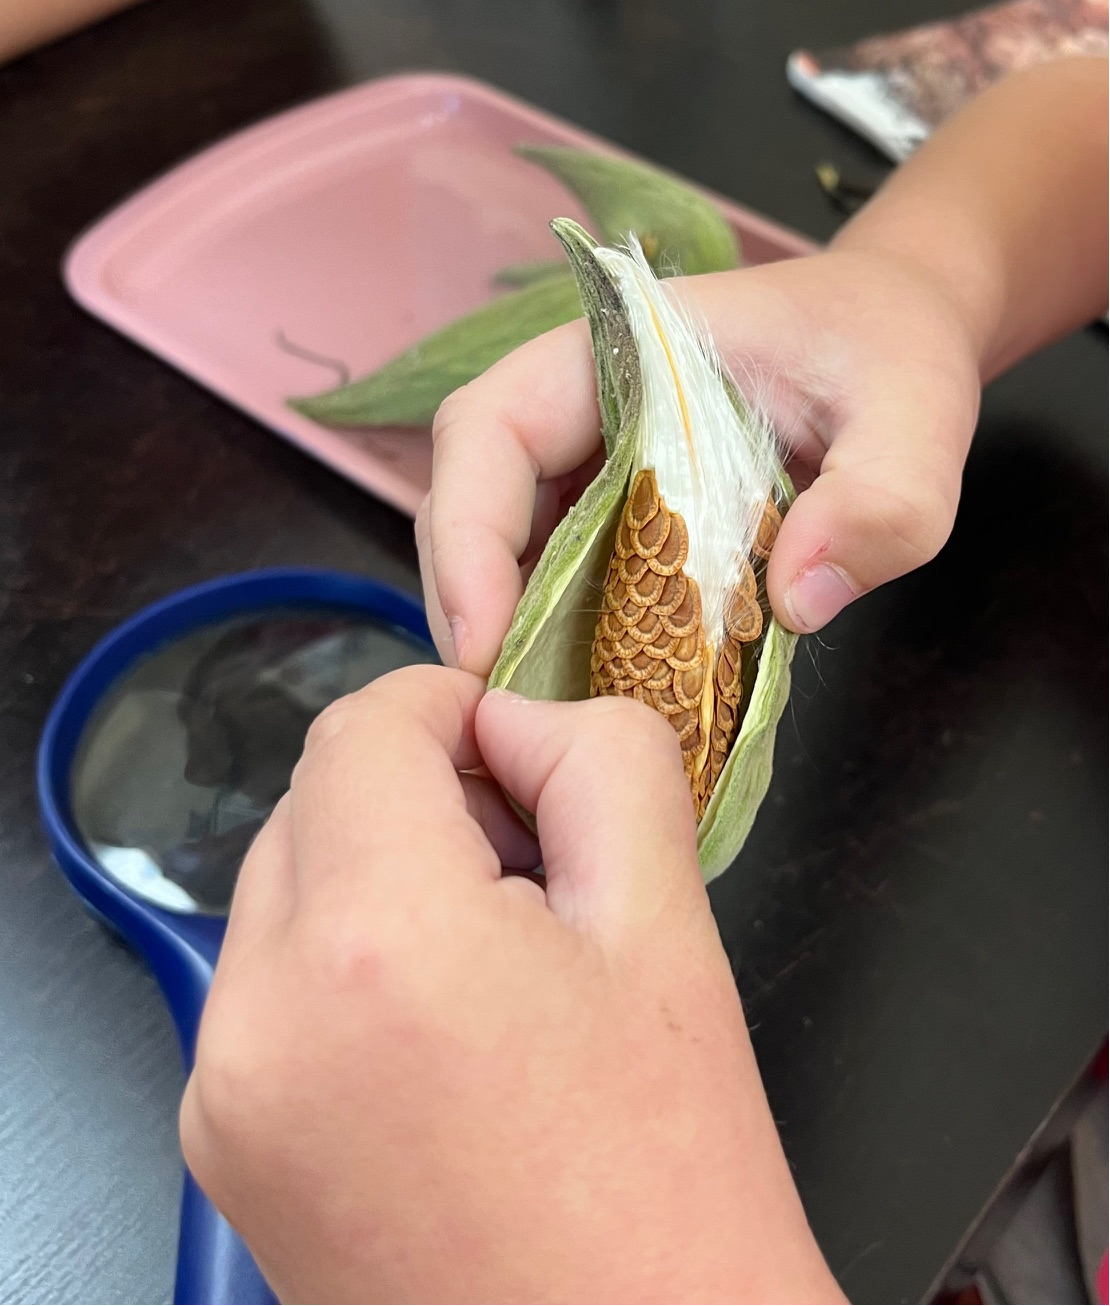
[489, 219, 798, 881]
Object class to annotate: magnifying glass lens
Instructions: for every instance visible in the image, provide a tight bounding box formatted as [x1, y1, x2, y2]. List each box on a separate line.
[69, 607, 435, 916]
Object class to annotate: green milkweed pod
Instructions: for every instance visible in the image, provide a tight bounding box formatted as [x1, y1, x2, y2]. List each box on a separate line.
[489, 219, 798, 881]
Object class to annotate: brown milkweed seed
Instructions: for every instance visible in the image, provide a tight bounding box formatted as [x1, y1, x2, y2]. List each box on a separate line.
[590, 469, 782, 820]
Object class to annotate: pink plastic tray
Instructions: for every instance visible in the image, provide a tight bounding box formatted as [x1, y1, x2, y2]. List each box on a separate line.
[64, 73, 817, 518]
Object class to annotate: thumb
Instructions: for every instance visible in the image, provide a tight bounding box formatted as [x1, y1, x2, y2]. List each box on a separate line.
[768, 397, 970, 634]
[475, 690, 704, 941]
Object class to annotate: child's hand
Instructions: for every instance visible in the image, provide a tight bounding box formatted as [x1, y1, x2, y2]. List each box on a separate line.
[419, 56, 1108, 677]
[181, 666, 840, 1304]
[418, 245, 981, 674]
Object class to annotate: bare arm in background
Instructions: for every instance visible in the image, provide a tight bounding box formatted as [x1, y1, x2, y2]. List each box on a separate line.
[0, 0, 145, 66]
[836, 54, 1108, 380]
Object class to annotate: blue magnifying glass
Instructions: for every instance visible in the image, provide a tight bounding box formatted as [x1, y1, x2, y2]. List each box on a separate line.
[37, 568, 438, 1305]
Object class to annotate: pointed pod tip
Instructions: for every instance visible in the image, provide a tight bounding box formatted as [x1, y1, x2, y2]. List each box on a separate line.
[286, 393, 357, 426]
[287, 389, 362, 421]
[516, 143, 580, 167]
[549, 216, 596, 249]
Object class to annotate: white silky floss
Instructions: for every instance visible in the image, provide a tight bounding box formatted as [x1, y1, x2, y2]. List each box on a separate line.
[594, 242, 782, 649]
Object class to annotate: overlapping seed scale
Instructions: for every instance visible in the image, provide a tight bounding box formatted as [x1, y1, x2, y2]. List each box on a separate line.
[726, 559, 763, 644]
[695, 678, 739, 817]
[715, 637, 743, 706]
[592, 472, 785, 823]
[591, 470, 713, 768]
[753, 497, 783, 561]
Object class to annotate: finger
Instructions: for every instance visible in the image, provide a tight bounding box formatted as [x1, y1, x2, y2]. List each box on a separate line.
[475, 691, 704, 944]
[290, 666, 497, 898]
[458, 772, 541, 871]
[415, 496, 456, 666]
[768, 378, 973, 633]
[428, 319, 601, 676]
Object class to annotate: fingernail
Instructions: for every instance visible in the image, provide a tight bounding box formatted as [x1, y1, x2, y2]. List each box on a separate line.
[448, 616, 468, 668]
[484, 688, 532, 706]
[784, 563, 858, 633]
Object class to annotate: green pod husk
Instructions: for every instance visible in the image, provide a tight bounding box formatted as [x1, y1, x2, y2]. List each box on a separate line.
[516, 144, 741, 276]
[489, 219, 797, 882]
[289, 272, 581, 428]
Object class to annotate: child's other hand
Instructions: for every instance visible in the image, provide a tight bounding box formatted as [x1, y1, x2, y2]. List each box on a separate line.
[420, 54, 1110, 677]
[181, 666, 840, 1304]
[418, 246, 981, 675]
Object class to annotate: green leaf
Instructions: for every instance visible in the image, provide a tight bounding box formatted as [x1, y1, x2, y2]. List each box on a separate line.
[517, 144, 741, 276]
[289, 272, 581, 428]
[492, 259, 568, 288]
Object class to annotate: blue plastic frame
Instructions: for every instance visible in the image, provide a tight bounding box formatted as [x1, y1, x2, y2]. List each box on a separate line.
[37, 568, 434, 1305]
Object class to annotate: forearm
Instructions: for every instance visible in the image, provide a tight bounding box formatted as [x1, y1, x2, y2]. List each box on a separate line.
[0, 0, 145, 66]
[833, 56, 1108, 382]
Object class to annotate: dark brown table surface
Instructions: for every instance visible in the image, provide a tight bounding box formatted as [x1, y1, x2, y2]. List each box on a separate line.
[0, 2, 1106, 1302]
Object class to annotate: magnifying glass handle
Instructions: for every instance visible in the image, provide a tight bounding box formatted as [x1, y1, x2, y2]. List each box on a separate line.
[175, 1171, 275, 1305]
[159, 944, 275, 1304]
